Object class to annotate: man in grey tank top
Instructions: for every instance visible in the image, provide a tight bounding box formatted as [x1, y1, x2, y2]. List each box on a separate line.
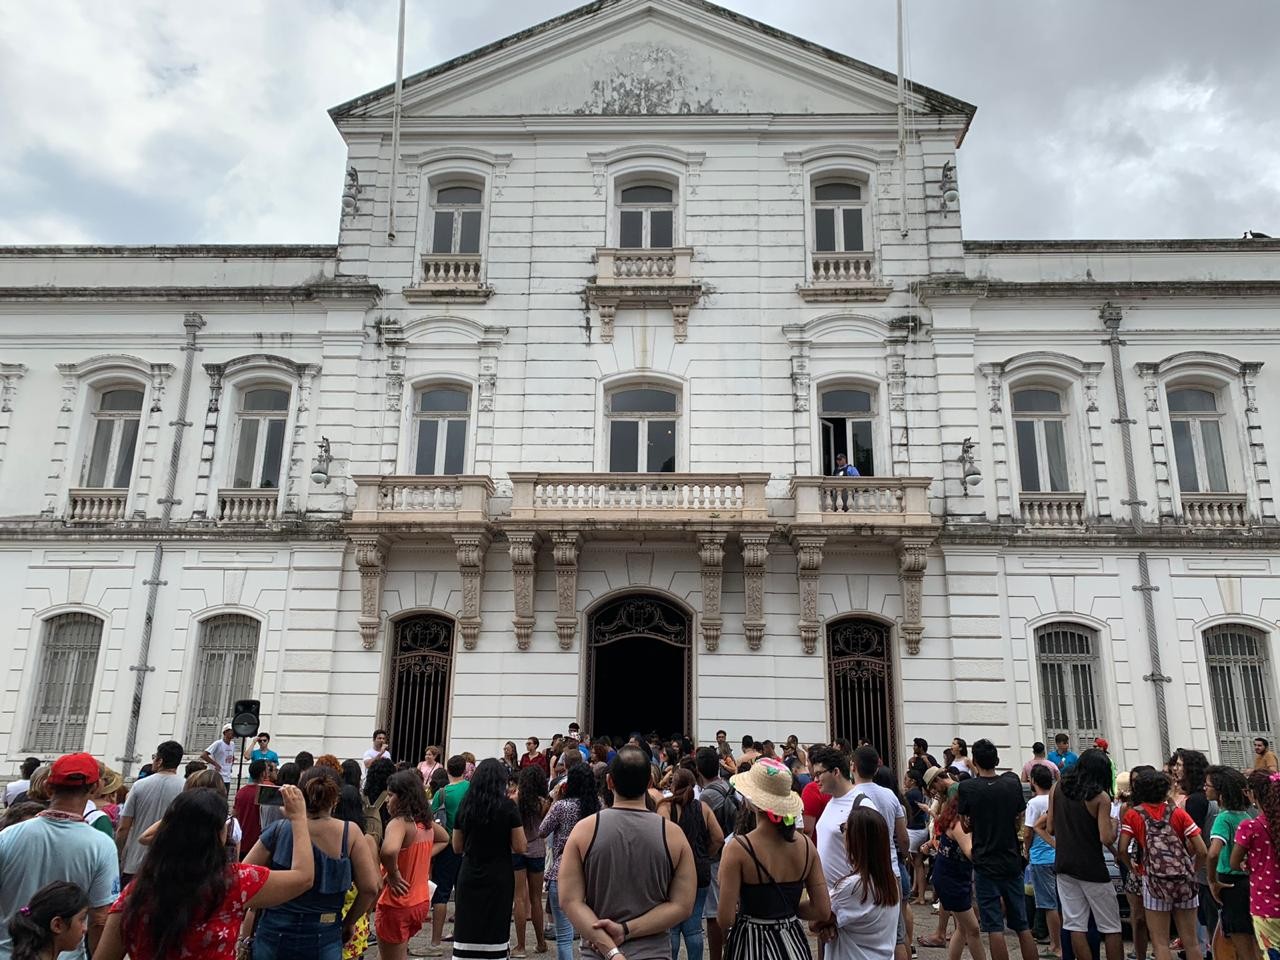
[557, 746, 696, 960]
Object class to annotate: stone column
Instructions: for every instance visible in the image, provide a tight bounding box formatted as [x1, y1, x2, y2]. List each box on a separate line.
[792, 534, 825, 655]
[741, 534, 770, 651]
[454, 532, 491, 650]
[551, 531, 581, 650]
[698, 533, 726, 651]
[508, 530, 540, 651]
[352, 535, 390, 650]
[897, 537, 931, 655]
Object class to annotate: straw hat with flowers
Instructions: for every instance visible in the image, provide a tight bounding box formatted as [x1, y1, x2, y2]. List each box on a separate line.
[730, 757, 804, 823]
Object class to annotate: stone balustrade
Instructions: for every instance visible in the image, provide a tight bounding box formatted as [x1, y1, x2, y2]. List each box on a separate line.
[509, 472, 769, 523]
[1019, 492, 1086, 528]
[67, 489, 127, 523]
[217, 490, 280, 524]
[811, 252, 876, 284]
[350, 475, 494, 525]
[1181, 492, 1249, 527]
[420, 253, 483, 285]
[593, 247, 693, 285]
[790, 477, 933, 528]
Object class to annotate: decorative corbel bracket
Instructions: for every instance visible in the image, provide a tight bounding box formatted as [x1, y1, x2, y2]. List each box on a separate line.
[698, 533, 726, 651]
[551, 532, 581, 650]
[352, 535, 391, 650]
[741, 535, 770, 651]
[896, 537, 931, 655]
[597, 301, 617, 343]
[0, 364, 27, 414]
[791, 534, 826, 654]
[508, 530, 541, 650]
[454, 532, 491, 650]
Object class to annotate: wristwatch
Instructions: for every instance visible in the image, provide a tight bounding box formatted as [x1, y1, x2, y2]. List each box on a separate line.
[621, 921, 630, 941]
[605, 949, 622, 960]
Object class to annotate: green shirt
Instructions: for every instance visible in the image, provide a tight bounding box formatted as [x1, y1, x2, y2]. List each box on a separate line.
[1210, 809, 1252, 875]
[431, 779, 469, 831]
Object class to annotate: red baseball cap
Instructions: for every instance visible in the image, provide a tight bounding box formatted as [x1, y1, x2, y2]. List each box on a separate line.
[1094, 737, 1109, 751]
[48, 753, 100, 788]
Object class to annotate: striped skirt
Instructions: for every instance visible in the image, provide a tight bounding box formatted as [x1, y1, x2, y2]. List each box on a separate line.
[452, 941, 511, 960]
[725, 915, 812, 960]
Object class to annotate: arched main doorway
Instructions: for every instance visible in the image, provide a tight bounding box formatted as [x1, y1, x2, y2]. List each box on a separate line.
[384, 613, 454, 767]
[586, 593, 691, 740]
[826, 617, 897, 764]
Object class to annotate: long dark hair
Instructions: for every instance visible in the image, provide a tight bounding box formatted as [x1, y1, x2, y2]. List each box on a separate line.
[1246, 770, 1280, 852]
[562, 763, 601, 820]
[1060, 747, 1112, 802]
[669, 767, 696, 817]
[1207, 765, 1249, 812]
[364, 757, 395, 804]
[456, 758, 512, 833]
[340, 760, 362, 790]
[517, 764, 549, 825]
[844, 805, 900, 906]
[8, 881, 88, 960]
[386, 769, 432, 827]
[123, 788, 231, 958]
[1174, 748, 1208, 795]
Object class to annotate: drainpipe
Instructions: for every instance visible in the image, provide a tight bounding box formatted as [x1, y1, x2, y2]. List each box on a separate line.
[1101, 303, 1170, 759]
[118, 312, 205, 777]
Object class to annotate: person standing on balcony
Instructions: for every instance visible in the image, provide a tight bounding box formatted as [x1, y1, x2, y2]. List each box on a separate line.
[832, 454, 860, 477]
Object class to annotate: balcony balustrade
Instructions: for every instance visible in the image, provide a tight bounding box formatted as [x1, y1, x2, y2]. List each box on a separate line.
[789, 477, 934, 529]
[1020, 492, 1087, 529]
[217, 490, 280, 524]
[796, 251, 892, 303]
[403, 254, 492, 303]
[509, 472, 769, 524]
[350, 475, 494, 526]
[1181, 492, 1249, 528]
[67, 489, 128, 523]
[586, 247, 702, 342]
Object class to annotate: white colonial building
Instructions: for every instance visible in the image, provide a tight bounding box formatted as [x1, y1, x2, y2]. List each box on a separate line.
[2, 0, 1277, 778]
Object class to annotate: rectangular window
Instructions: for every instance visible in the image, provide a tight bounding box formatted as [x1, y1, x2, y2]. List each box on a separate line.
[443, 420, 466, 475]
[1170, 419, 1199, 492]
[850, 420, 874, 476]
[431, 211, 455, 254]
[814, 208, 836, 252]
[647, 420, 676, 473]
[1015, 420, 1041, 492]
[842, 208, 864, 251]
[86, 421, 116, 489]
[260, 419, 286, 488]
[415, 420, 439, 475]
[1200, 420, 1228, 492]
[458, 210, 481, 254]
[609, 420, 639, 472]
[649, 210, 674, 249]
[27, 614, 103, 753]
[233, 419, 259, 488]
[112, 419, 140, 488]
[1043, 420, 1069, 492]
[619, 210, 644, 249]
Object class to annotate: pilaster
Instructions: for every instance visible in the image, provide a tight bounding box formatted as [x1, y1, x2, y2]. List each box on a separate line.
[698, 533, 726, 651]
[191, 363, 226, 519]
[741, 534, 769, 651]
[1136, 362, 1174, 518]
[1240, 362, 1275, 520]
[507, 530, 541, 650]
[551, 532, 581, 650]
[792, 534, 826, 655]
[896, 537, 931, 655]
[352, 534, 390, 650]
[454, 532, 491, 650]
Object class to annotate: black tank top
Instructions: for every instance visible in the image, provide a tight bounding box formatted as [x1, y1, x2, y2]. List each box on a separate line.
[736, 835, 809, 920]
[1052, 788, 1110, 883]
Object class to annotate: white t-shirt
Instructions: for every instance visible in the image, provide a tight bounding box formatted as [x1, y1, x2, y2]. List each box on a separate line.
[951, 757, 971, 775]
[829, 873, 899, 960]
[817, 791, 857, 887]
[848, 782, 904, 865]
[361, 748, 391, 783]
[206, 738, 238, 782]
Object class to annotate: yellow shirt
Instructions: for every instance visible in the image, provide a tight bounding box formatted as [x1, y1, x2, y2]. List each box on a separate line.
[1254, 750, 1279, 772]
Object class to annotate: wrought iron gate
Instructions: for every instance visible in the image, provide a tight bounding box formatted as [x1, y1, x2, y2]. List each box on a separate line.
[188, 614, 261, 750]
[386, 614, 454, 766]
[28, 613, 104, 753]
[1204, 624, 1277, 768]
[1035, 623, 1102, 754]
[826, 617, 896, 764]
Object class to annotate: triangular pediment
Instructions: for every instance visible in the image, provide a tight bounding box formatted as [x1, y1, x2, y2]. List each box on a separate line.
[331, 0, 973, 122]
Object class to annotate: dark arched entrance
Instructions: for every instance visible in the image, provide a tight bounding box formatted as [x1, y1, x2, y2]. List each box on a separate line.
[384, 614, 454, 767]
[826, 617, 897, 764]
[586, 594, 691, 741]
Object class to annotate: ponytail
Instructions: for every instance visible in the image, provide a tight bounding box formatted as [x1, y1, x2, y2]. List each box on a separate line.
[8, 881, 88, 960]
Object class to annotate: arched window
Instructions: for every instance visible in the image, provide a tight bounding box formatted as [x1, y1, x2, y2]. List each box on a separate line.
[607, 386, 678, 472]
[27, 613, 104, 752]
[187, 614, 260, 752]
[826, 617, 895, 761]
[1012, 388, 1070, 492]
[1167, 387, 1229, 493]
[1204, 624, 1276, 767]
[1035, 622, 1101, 752]
[83, 386, 144, 488]
[618, 184, 675, 249]
[430, 183, 484, 255]
[820, 387, 876, 476]
[413, 386, 470, 475]
[232, 386, 290, 489]
[812, 181, 867, 253]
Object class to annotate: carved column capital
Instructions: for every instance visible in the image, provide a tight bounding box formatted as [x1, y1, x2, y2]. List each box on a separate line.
[672, 302, 691, 343]
[508, 530, 540, 651]
[351, 535, 391, 650]
[791, 534, 826, 655]
[896, 537, 932, 655]
[597, 302, 617, 343]
[453, 532, 491, 650]
[551, 531, 581, 650]
[741, 534, 770, 652]
[698, 533, 726, 652]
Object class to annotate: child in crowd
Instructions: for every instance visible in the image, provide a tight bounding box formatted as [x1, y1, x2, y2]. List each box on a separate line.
[1206, 765, 1258, 960]
[1231, 771, 1280, 960]
[7, 881, 89, 960]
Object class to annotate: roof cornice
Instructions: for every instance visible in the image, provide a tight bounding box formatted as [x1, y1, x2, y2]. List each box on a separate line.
[0, 244, 337, 259]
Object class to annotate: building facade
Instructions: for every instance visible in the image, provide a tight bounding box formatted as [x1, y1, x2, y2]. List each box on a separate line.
[2, 0, 1278, 777]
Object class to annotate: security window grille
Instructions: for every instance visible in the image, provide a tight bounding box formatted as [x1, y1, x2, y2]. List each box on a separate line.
[27, 613, 104, 753]
[1013, 389, 1070, 493]
[813, 182, 866, 253]
[84, 388, 144, 489]
[1204, 624, 1276, 768]
[431, 185, 483, 255]
[1167, 388, 1229, 493]
[188, 615, 260, 751]
[413, 387, 469, 476]
[618, 185, 675, 249]
[233, 387, 290, 489]
[820, 388, 875, 476]
[1036, 623, 1101, 753]
[607, 387, 677, 472]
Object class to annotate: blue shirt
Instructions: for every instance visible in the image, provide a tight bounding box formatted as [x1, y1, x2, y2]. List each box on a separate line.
[835, 464, 861, 476]
[251, 748, 280, 764]
[1047, 750, 1079, 771]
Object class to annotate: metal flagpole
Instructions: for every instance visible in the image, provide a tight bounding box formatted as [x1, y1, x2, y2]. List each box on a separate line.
[387, 0, 407, 241]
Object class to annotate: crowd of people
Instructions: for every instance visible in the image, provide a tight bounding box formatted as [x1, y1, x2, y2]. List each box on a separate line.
[0, 726, 1277, 960]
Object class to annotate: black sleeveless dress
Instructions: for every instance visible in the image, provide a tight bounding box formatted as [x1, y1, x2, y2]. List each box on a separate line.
[724, 835, 812, 960]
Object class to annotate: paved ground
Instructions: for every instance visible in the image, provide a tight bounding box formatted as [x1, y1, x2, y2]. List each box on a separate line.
[367, 902, 1041, 959]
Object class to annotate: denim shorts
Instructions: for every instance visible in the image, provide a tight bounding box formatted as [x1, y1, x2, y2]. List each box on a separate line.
[975, 870, 1030, 933]
[252, 909, 343, 960]
[512, 853, 547, 872]
[1030, 864, 1059, 910]
[432, 846, 461, 904]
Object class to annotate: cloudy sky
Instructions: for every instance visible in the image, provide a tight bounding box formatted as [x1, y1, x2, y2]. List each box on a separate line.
[3, 1, 1277, 245]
